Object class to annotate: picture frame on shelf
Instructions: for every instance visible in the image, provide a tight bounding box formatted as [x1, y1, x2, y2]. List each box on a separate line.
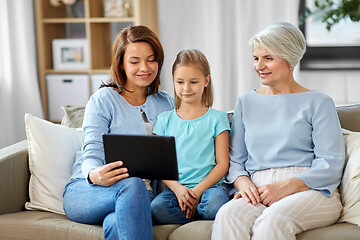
[52, 39, 89, 70]
[103, 0, 133, 18]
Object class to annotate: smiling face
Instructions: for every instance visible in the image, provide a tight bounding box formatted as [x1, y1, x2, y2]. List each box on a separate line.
[253, 43, 293, 87]
[173, 64, 210, 107]
[122, 42, 158, 91]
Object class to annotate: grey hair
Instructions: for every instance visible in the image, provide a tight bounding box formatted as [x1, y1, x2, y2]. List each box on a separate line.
[248, 22, 306, 68]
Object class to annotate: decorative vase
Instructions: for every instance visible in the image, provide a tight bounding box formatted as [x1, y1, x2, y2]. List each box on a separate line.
[65, 4, 74, 18]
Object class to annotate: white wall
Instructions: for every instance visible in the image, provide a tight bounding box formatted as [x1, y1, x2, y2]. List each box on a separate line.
[299, 70, 360, 106]
[157, 0, 300, 112]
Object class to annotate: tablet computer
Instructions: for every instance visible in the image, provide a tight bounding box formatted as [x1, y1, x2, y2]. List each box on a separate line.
[103, 134, 179, 180]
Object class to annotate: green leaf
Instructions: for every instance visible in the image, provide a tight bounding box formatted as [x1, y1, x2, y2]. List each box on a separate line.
[302, 0, 360, 31]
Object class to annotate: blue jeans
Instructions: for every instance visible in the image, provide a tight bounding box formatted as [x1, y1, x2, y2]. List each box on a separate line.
[63, 177, 155, 240]
[151, 185, 229, 224]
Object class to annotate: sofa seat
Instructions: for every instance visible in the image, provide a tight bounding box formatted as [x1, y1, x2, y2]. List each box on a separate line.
[0, 210, 359, 240]
[0, 210, 181, 240]
[0, 211, 103, 240]
[296, 222, 360, 239]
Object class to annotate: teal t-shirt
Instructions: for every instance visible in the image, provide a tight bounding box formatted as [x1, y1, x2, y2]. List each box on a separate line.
[153, 107, 230, 189]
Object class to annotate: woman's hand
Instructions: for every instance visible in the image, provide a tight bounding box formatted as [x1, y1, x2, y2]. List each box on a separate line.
[258, 182, 285, 206]
[258, 177, 309, 206]
[233, 175, 260, 205]
[88, 161, 129, 186]
[173, 185, 197, 212]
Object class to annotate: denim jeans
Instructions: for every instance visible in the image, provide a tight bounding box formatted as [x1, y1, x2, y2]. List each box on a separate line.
[151, 185, 229, 224]
[63, 177, 155, 240]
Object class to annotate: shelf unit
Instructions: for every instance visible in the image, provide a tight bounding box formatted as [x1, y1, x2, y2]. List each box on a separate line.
[34, 0, 159, 120]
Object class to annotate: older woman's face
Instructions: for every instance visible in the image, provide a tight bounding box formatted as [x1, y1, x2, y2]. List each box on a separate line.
[253, 44, 292, 87]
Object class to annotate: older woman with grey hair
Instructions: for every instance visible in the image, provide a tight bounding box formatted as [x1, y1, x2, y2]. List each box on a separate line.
[212, 22, 345, 239]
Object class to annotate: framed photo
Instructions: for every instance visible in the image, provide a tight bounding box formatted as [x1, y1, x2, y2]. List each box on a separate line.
[299, 0, 360, 70]
[103, 0, 133, 18]
[52, 39, 89, 70]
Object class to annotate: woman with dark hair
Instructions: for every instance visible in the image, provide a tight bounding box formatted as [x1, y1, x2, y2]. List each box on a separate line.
[62, 25, 174, 240]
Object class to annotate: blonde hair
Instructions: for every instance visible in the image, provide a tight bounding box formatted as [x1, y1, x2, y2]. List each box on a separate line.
[248, 22, 306, 68]
[172, 49, 213, 109]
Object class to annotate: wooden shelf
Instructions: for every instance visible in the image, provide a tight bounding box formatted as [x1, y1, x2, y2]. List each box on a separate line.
[89, 17, 135, 23]
[42, 17, 135, 23]
[34, 0, 158, 120]
[42, 18, 87, 23]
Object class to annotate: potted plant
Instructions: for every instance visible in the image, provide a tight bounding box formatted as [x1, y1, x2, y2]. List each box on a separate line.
[301, 0, 360, 30]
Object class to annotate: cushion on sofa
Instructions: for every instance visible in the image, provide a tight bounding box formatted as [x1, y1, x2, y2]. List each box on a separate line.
[169, 220, 213, 240]
[0, 211, 103, 240]
[24, 113, 83, 215]
[61, 105, 85, 128]
[338, 129, 360, 226]
[296, 222, 360, 240]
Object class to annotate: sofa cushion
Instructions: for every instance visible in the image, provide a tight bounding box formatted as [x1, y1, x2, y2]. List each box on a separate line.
[296, 222, 360, 240]
[153, 224, 181, 240]
[24, 114, 83, 215]
[169, 220, 213, 240]
[61, 105, 85, 128]
[338, 129, 360, 226]
[0, 211, 103, 240]
[0, 211, 182, 240]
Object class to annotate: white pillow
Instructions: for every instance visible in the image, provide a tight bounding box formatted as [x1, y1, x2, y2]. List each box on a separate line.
[24, 113, 83, 215]
[338, 129, 360, 226]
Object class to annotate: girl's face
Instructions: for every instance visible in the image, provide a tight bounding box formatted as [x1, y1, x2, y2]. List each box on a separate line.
[122, 42, 158, 91]
[173, 65, 210, 106]
[253, 43, 292, 87]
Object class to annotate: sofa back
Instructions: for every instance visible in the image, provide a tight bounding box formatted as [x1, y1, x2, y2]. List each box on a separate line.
[1, 104, 359, 215]
[336, 104, 360, 132]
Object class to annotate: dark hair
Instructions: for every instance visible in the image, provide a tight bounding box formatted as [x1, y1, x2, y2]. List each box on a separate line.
[103, 25, 164, 95]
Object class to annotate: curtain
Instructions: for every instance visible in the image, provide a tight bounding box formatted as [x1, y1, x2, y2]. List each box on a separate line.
[0, 0, 43, 148]
[158, 0, 300, 111]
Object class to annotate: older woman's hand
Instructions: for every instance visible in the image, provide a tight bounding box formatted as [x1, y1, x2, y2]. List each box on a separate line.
[89, 161, 129, 186]
[258, 177, 309, 206]
[233, 175, 260, 205]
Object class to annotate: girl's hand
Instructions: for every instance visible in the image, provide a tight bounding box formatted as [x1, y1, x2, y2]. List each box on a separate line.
[233, 175, 260, 205]
[173, 185, 197, 212]
[89, 161, 129, 186]
[258, 177, 309, 206]
[185, 187, 204, 218]
[185, 192, 201, 218]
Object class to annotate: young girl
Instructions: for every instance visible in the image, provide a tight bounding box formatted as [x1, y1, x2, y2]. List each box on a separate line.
[151, 49, 230, 224]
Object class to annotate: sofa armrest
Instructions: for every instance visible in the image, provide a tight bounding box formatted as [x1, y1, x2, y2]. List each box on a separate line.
[0, 140, 29, 215]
